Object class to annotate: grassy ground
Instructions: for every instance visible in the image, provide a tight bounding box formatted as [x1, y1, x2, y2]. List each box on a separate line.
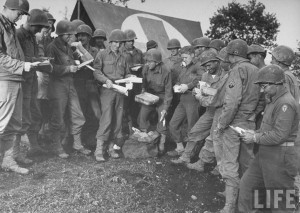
[0, 141, 225, 213]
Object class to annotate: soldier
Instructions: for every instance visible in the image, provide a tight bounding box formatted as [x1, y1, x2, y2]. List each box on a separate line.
[191, 37, 211, 60]
[0, 0, 33, 174]
[211, 39, 262, 213]
[46, 20, 90, 159]
[247, 44, 266, 69]
[92, 29, 107, 52]
[121, 29, 144, 132]
[16, 9, 50, 162]
[271, 45, 299, 103]
[172, 50, 228, 174]
[163, 39, 183, 124]
[146, 40, 158, 51]
[93, 29, 131, 162]
[209, 39, 226, 52]
[168, 46, 204, 156]
[139, 49, 173, 154]
[73, 24, 101, 148]
[239, 65, 299, 213]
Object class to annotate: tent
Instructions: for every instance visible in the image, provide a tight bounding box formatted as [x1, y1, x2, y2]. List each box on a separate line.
[71, 0, 203, 57]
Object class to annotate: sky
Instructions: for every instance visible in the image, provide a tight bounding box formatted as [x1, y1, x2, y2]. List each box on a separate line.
[1, 0, 299, 50]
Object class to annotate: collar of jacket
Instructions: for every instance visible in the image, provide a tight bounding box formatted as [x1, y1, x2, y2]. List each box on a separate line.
[0, 13, 16, 32]
[270, 86, 288, 103]
[108, 47, 121, 57]
[231, 58, 250, 67]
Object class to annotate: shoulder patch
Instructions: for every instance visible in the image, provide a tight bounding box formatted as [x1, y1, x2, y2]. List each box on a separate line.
[228, 81, 235, 88]
[282, 105, 288, 112]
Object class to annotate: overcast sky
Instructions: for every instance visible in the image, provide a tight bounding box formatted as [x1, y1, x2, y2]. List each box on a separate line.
[1, 0, 299, 50]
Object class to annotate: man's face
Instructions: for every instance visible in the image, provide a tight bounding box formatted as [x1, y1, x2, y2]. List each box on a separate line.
[77, 33, 90, 46]
[61, 34, 73, 44]
[124, 40, 134, 49]
[8, 9, 24, 23]
[110, 41, 120, 52]
[228, 54, 235, 64]
[259, 83, 277, 97]
[220, 61, 231, 71]
[194, 46, 206, 57]
[95, 37, 105, 46]
[271, 56, 280, 65]
[147, 60, 157, 70]
[170, 48, 179, 56]
[31, 25, 44, 35]
[204, 61, 219, 75]
[248, 53, 260, 67]
[181, 53, 194, 66]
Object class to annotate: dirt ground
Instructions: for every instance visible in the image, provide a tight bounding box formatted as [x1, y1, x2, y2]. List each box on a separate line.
[0, 139, 225, 213]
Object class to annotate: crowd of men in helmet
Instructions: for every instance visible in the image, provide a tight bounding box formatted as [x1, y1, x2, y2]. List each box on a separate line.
[1, 0, 300, 212]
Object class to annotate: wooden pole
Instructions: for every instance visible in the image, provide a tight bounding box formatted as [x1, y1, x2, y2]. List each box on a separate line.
[77, 0, 81, 20]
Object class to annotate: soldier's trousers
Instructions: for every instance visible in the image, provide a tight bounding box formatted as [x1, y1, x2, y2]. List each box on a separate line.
[139, 100, 166, 134]
[0, 81, 22, 156]
[96, 88, 124, 141]
[169, 93, 200, 143]
[180, 107, 215, 160]
[239, 146, 297, 213]
[48, 79, 85, 136]
[198, 108, 223, 167]
[74, 79, 101, 144]
[219, 120, 255, 188]
[20, 76, 42, 135]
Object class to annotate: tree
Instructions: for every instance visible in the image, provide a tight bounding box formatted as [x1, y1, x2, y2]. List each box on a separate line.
[205, 0, 280, 48]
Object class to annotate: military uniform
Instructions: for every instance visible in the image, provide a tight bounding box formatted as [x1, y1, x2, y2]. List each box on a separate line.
[16, 25, 42, 146]
[74, 45, 100, 146]
[169, 61, 204, 145]
[46, 36, 85, 149]
[218, 59, 261, 187]
[239, 87, 299, 212]
[139, 63, 173, 134]
[0, 13, 26, 171]
[93, 48, 131, 143]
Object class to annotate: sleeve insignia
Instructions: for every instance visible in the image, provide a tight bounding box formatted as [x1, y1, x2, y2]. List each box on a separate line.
[228, 81, 235, 88]
[282, 105, 288, 112]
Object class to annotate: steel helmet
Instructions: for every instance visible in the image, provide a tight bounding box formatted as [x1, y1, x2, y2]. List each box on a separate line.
[226, 39, 248, 59]
[192, 37, 211, 48]
[209, 39, 225, 51]
[108, 29, 125, 42]
[147, 49, 162, 63]
[71, 19, 85, 30]
[199, 49, 219, 66]
[167, 38, 181, 50]
[124, 29, 137, 41]
[247, 44, 265, 55]
[76, 24, 92, 37]
[216, 47, 229, 62]
[271, 45, 295, 66]
[146, 40, 157, 51]
[27, 9, 49, 27]
[254, 64, 285, 85]
[56, 20, 75, 36]
[4, 0, 29, 15]
[93, 29, 107, 40]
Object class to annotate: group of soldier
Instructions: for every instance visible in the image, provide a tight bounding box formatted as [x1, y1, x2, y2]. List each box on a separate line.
[0, 0, 300, 212]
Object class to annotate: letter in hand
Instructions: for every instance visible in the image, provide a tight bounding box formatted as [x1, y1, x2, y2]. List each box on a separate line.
[69, 65, 78, 73]
[240, 129, 256, 144]
[160, 110, 167, 122]
[24, 62, 32, 72]
[106, 79, 113, 89]
[179, 84, 188, 93]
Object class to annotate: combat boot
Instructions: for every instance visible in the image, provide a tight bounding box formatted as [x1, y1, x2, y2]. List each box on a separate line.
[13, 135, 33, 164]
[158, 134, 166, 154]
[73, 134, 91, 155]
[108, 141, 120, 159]
[186, 159, 205, 172]
[52, 133, 69, 159]
[27, 132, 48, 157]
[167, 142, 184, 157]
[94, 139, 105, 162]
[2, 146, 29, 175]
[171, 155, 190, 164]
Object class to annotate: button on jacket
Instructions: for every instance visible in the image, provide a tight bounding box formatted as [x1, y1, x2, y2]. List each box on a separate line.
[0, 14, 25, 82]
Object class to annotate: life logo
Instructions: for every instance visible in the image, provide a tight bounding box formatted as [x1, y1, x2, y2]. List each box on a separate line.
[121, 13, 190, 56]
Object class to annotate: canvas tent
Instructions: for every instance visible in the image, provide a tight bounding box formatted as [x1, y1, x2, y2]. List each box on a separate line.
[71, 0, 203, 57]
